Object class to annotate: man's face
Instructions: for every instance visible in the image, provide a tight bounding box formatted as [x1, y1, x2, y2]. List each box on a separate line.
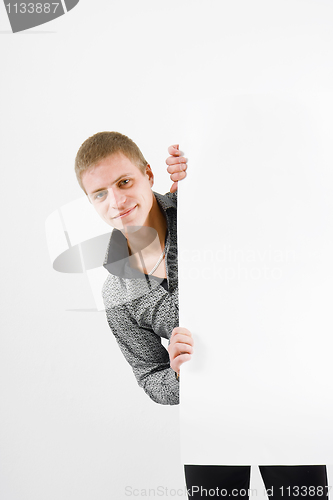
[82, 152, 154, 232]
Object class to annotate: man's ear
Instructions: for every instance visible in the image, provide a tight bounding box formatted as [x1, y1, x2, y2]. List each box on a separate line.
[146, 164, 154, 187]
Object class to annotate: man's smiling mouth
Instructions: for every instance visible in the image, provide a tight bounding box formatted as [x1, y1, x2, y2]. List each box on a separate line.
[113, 205, 137, 219]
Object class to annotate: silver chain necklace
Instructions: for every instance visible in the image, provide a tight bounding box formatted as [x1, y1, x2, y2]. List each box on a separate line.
[148, 247, 166, 275]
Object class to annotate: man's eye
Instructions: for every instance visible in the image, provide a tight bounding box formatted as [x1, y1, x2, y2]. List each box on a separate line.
[120, 179, 130, 186]
[94, 190, 108, 201]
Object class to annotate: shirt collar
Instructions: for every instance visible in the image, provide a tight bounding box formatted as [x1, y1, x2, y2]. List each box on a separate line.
[154, 190, 177, 212]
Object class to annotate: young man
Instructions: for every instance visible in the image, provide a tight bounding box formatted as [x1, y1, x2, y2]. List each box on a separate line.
[75, 131, 193, 405]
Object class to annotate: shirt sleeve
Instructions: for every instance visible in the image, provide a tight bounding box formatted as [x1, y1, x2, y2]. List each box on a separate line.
[104, 303, 179, 405]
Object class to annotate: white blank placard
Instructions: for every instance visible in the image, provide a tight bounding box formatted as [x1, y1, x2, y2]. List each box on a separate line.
[178, 93, 333, 465]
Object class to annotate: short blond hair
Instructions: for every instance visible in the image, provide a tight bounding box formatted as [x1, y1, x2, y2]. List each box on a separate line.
[75, 131, 148, 192]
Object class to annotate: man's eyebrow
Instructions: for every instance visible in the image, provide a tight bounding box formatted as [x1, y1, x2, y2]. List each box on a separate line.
[90, 173, 132, 194]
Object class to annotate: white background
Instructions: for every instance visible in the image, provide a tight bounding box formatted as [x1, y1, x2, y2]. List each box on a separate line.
[1, 1, 333, 499]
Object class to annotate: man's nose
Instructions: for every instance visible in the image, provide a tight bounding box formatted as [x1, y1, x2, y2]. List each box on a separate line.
[108, 188, 126, 209]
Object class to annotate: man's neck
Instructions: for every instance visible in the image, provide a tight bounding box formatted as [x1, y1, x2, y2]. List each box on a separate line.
[125, 194, 167, 257]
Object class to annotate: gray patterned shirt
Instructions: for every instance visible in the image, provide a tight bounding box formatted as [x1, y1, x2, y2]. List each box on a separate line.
[102, 191, 179, 405]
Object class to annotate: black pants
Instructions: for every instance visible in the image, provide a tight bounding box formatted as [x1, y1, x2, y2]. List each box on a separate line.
[184, 465, 328, 500]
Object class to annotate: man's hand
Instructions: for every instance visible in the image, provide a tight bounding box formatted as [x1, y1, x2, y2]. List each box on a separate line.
[166, 144, 188, 193]
[168, 327, 194, 376]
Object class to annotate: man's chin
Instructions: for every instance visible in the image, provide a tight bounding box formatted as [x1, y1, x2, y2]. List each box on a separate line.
[107, 219, 138, 233]
[122, 225, 158, 245]
[109, 219, 140, 233]
[121, 224, 144, 235]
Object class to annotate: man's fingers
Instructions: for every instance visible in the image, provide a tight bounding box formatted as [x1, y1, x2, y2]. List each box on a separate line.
[171, 327, 192, 337]
[167, 162, 187, 173]
[168, 144, 184, 156]
[172, 343, 194, 356]
[166, 156, 187, 166]
[168, 327, 193, 372]
[170, 171, 187, 182]
[170, 333, 194, 346]
[168, 343, 194, 358]
[177, 353, 192, 361]
[170, 353, 192, 373]
[168, 144, 179, 155]
[170, 181, 178, 193]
